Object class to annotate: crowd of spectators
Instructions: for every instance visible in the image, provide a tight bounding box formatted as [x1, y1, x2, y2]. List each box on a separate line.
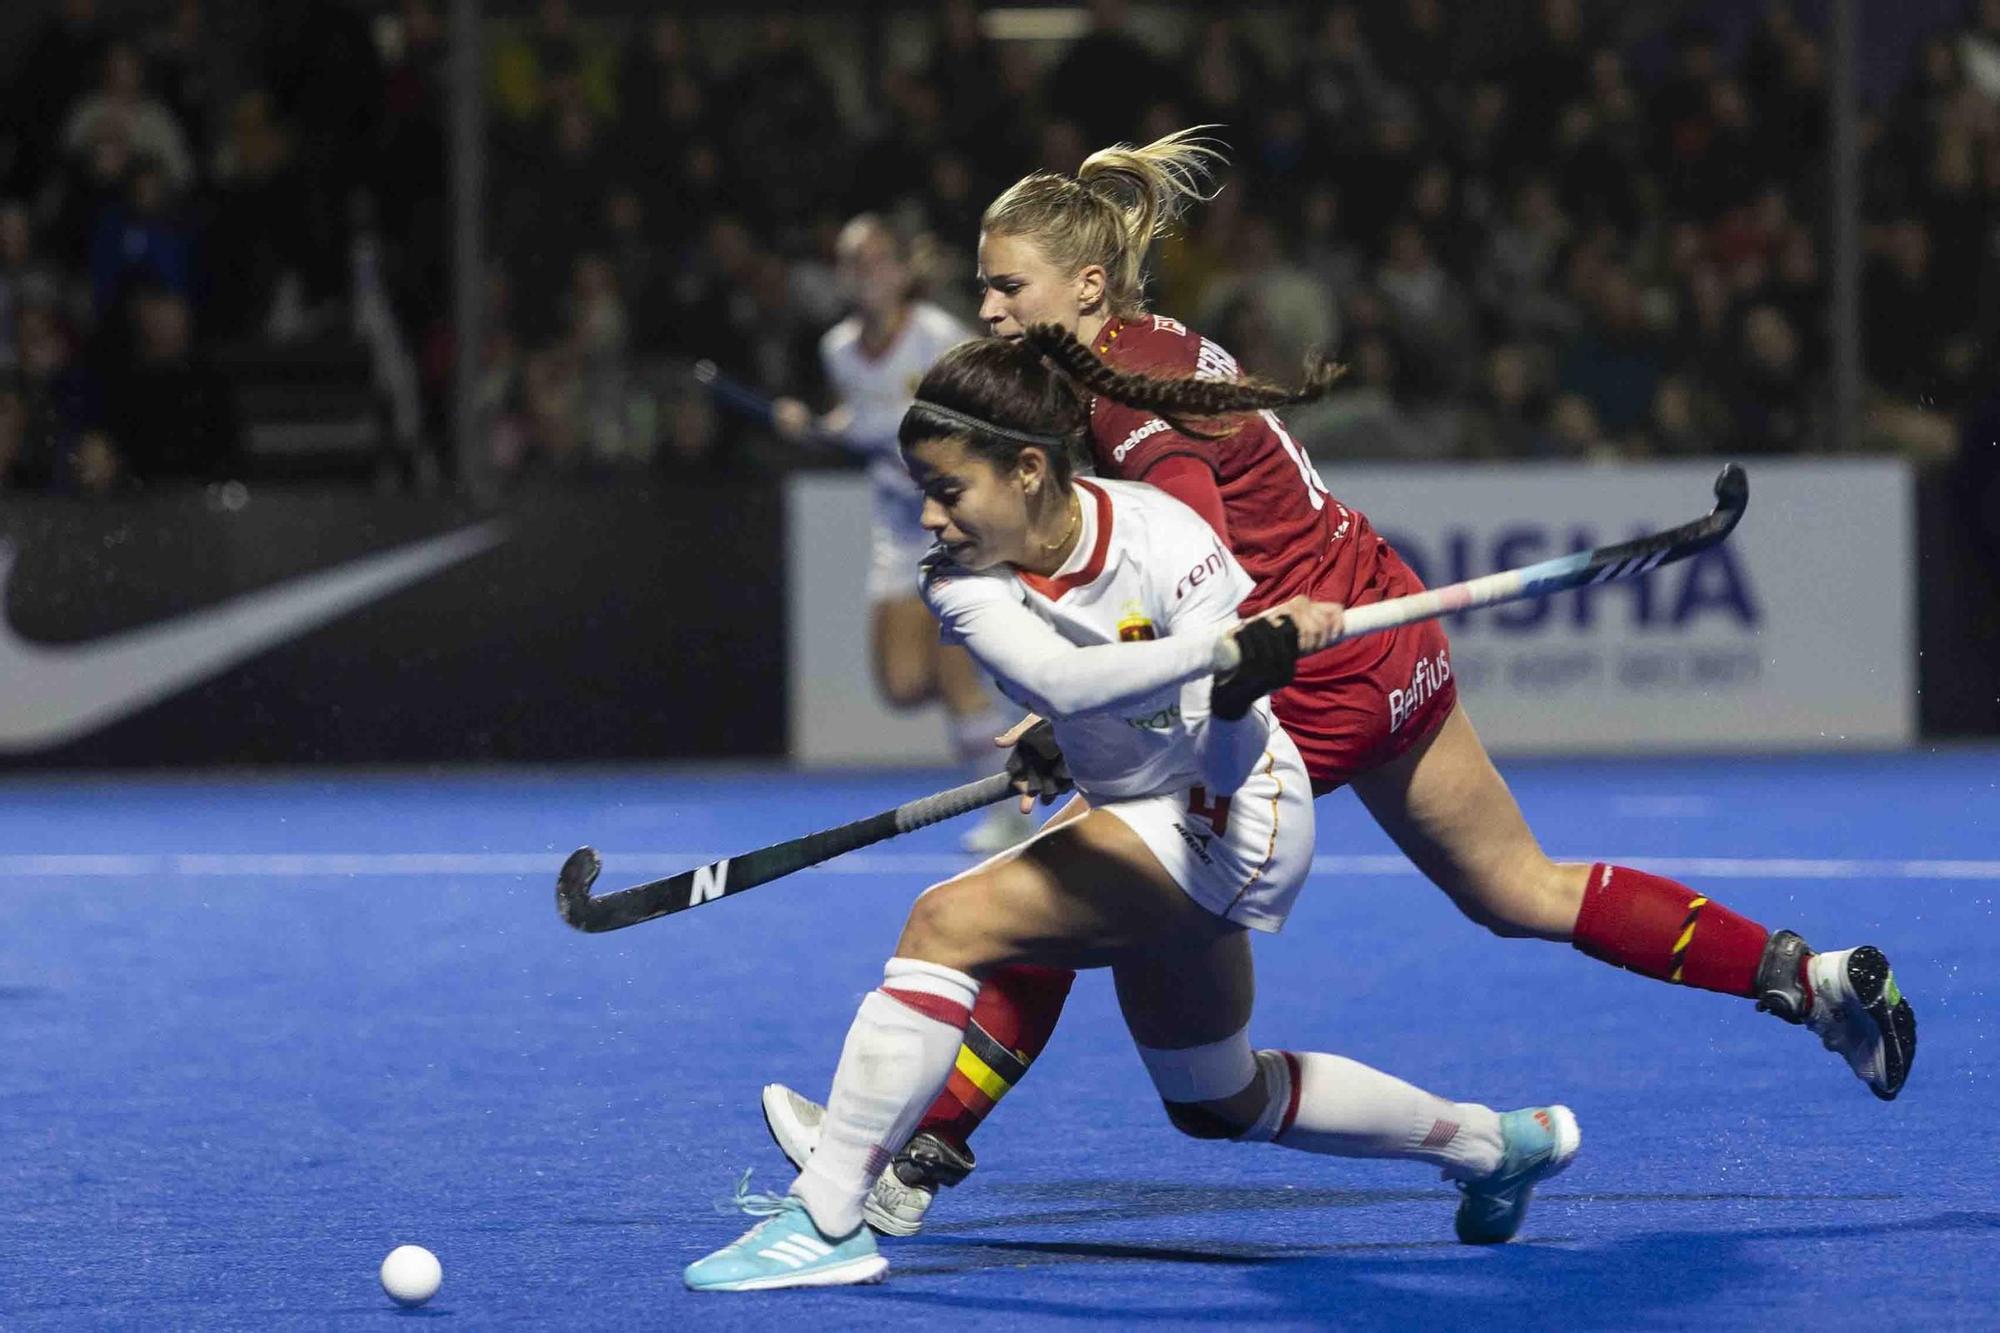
[2, 0, 1995, 495]
[471, 0, 1998, 479]
[1, 0, 445, 493]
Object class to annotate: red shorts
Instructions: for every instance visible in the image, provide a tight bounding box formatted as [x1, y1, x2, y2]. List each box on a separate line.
[1268, 528, 1457, 793]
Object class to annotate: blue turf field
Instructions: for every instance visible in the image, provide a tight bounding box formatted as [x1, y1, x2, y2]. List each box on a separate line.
[1, 751, 1995, 1330]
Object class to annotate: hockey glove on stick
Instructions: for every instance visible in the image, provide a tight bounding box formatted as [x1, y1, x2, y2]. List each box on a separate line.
[1003, 717, 1073, 806]
[1210, 615, 1299, 721]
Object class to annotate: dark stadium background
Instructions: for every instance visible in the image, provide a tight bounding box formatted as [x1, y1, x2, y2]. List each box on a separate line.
[0, 0, 1993, 753]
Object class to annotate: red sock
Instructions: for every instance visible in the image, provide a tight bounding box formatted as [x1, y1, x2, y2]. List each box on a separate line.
[1571, 863, 1769, 997]
[916, 963, 1075, 1150]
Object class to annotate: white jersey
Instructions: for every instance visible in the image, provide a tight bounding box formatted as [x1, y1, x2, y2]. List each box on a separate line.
[821, 302, 973, 539]
[922, 478, 1276, 803]
[926, 478, 1318, 933]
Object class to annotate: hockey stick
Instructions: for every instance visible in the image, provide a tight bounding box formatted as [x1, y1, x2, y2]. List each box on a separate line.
[691, 359, 780, 426]
[556, 773, 1015, 932]
[556, 464, 1747, 933]
[1210, 462, 1749, 673]
[692, 359, 837, 446]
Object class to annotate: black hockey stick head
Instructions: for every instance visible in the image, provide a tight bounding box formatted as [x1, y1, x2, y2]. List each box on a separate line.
[1680, 462, 1749, 555]
[556, 846, 603, 930]
[1712, 462, 1748, 526]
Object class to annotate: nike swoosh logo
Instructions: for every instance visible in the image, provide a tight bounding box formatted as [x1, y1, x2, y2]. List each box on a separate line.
[0, 522, 506, 751]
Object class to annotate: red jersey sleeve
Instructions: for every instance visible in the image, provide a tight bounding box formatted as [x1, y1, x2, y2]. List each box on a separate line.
[1139, 453, 1230, 541]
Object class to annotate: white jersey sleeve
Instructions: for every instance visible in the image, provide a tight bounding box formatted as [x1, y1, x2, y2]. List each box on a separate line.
[921, 558, 1225, 720]
[1151, 499, 1279, 796]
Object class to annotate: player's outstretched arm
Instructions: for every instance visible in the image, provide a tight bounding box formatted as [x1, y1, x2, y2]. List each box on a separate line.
[772, 397, 854, 446]
[926, 580, 1228, 720]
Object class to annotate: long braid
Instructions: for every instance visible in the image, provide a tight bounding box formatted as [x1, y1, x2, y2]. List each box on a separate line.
[1024, 323, 1345, 438]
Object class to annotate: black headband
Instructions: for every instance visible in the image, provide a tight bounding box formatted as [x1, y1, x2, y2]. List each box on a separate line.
[908, 399, 1070, 449]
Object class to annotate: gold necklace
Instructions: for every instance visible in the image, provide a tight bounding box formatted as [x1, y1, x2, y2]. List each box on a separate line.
[1040, 492, 1081, 554]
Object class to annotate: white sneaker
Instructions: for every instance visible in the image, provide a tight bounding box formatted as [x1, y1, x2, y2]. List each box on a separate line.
[1804, 946, 1917, 1101]
[761, 1083, 821, 1172]
[959, 803, 1036, 854]
[759, 1083, 972, 1237]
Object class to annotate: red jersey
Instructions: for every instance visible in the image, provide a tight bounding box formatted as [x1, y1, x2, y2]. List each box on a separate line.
[1085, 314, 1371, 617]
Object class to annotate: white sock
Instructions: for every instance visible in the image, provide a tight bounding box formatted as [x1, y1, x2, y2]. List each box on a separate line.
[1242, 1050, 1505, 1181]
[790, 958, 979, 1236]
[948, 705, 1011, 769]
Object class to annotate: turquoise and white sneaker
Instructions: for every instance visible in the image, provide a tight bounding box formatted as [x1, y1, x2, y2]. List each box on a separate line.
[684, 1179, 887, 1292]
[1453, 1105, 1581, 1245]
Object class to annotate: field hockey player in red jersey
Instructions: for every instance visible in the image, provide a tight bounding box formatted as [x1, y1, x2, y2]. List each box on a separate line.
[761, 130, 1916, 1237]
[685, 335, 1580, 1292]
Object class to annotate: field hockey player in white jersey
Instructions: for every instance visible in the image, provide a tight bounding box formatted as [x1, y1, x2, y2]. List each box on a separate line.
[771, 214, 1033, 853]
[683, 335, 1580, 1293]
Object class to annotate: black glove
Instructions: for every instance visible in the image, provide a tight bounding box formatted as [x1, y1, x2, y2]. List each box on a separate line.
[1210, 616, 1300, 721]
[1003, 718, 1073, 805]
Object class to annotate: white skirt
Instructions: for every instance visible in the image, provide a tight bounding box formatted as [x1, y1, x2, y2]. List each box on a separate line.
[1095, 735, 1316, 934]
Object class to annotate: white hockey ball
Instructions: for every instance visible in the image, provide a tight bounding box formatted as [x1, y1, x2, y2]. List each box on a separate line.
[379, 1244, 442, 1307]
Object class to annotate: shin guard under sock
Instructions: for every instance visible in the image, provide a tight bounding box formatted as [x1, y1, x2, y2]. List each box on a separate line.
[1571, 862, 1769, 997]
[916, 963, 1075, 1149]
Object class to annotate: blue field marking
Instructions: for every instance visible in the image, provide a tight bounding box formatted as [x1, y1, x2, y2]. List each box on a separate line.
[0, 751, 1995, 1329]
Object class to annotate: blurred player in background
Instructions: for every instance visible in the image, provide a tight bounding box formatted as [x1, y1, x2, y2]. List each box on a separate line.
[685, 335, 1579, 1292]
[764, 131, 1917, 1234]
[772, 214, 1032, 853]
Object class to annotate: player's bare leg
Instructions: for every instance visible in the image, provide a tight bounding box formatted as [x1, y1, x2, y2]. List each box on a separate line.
[1349, 706, 1589, 939]
[869, 595, 948, 709]
[1351, 703, 1915, 1099]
